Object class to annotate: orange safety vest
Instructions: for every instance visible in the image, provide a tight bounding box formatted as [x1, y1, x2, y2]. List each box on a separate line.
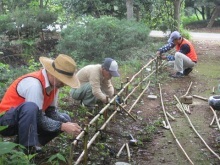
[176, 38, 198, 62]
[0, 70, 57, 113]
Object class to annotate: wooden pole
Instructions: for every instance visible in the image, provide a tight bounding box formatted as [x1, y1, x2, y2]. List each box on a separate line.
[116, 143, 126, 158]
[166, 112, 175, 121]
[116, 102, 137, 121]
[193, 95, 208, 101]
[83, 117, 89, 165]
[75, 110, 118, 165]
[159, 84, 194, 165]
[210, 106, 220, 131]
[174, 95, 220, 160]
[125, 143, 131, 162]
[184, 82, 193, 96]
[128, 81, 151, 113]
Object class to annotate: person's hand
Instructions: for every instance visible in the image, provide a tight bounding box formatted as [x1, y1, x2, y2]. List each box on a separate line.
[61, 122, 82, 137]
[156, 51, 166, 60]
[156, 51, 161, 57]
[160, 55, 167, 60]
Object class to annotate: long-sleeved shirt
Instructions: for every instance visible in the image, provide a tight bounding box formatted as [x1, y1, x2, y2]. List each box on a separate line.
[158, 39, 191, 60]
[76, 64, 114, 102]
[17, 69, 66, 132]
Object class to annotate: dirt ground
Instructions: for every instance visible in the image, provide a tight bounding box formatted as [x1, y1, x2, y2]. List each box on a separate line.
[96, 32, 220, 165]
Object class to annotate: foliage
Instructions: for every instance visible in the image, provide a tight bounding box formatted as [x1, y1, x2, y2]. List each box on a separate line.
[0, 141, 36, 165]
[0, 7, 58, 40]
[57, 16, 150, 64]
[47, 153, 66, 165]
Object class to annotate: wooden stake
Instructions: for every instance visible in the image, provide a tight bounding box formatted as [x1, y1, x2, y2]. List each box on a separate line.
[128, 81, 151, 113]
[116, 102, 136, 121]
[166, 112, 175, 121]
[159, 84, 194, 165]
[83, 117, 89, 165]
[125, 143, 131, 162]
[193, 95, 208, 101]
[174, 95, 220, 161]
[210, 106, 220, 131]
[116, 143, 126, 158]
[210, 115, 216, 126]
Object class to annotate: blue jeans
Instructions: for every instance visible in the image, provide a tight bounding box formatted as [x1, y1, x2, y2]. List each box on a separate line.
[0, 102, 70, 146]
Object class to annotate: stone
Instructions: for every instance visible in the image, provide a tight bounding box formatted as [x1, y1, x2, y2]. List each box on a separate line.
[115, 162, 131, 165]
[147, 95, 157, 100]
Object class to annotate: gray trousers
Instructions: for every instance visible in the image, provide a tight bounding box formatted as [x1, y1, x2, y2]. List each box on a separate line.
[70, 83, 97, 106]
[173, 52, 196, 73]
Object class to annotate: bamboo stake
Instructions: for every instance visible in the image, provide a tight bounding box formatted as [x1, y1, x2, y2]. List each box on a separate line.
[212, 87, 215, 94]
[184, 82, 193, 96]
[210, 115, 216, 126]
[166, 112, 175, 121]
[128, 81, 151, 113]
[116, 102, 137, 121]
[159, 84, 194, 165]
[75, 110, 118, 164]
[210, 106, 220, 131]
[193, 95, 208, 101]
[125, 143, 131, 162]
[124, 69, 156, 102]
[116, 143, 126, 158]
[83, 123, 89, 165]
[176, 103, 183, 113]
[174, 95, 220, 160]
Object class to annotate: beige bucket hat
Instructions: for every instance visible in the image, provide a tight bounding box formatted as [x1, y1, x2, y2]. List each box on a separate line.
[39, 54, 80, 88]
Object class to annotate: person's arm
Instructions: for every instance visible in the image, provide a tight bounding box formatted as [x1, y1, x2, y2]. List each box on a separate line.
[102, 80, 114, 98]
[179, 44, 190, 55]
[157, 42, 175, 55]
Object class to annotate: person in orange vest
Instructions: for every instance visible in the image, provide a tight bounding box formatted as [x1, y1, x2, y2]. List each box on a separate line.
[0, 54, 81, 154]
[156, 31, 198, 78]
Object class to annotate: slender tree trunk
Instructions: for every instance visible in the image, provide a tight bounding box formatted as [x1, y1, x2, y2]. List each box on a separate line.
[39, 0, 43, 8]
[126, 0, 133, 20]
[173, 0, 181, 31]
[0, 0, 3, 13]
[207, 6, 220, 28]
[206, 6, 211, 20]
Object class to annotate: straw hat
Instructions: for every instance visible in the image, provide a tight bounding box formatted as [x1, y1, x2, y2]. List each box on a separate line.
[39, 54, 80, 88]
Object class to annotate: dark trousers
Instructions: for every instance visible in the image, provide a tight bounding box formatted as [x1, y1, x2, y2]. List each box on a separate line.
[0, 102, 70, 147]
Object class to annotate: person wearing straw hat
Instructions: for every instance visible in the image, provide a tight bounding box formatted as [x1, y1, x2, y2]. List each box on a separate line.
[0, 54, 82, 153]
[70, 58, 120, 109]
[156, 31, 198, 78]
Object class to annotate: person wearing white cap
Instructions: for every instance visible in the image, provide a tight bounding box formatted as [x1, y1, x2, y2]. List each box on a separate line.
[0, 54, 82, 153]
[156, 31, 198, 78]
[70, 58, 120, 108]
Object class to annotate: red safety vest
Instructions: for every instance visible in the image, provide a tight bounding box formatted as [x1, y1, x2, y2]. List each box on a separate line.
[0, 70, 57, 113]
[176, 38, 198, 62]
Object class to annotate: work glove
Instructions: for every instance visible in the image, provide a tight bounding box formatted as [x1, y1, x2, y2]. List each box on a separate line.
[115, 95, 122, 104]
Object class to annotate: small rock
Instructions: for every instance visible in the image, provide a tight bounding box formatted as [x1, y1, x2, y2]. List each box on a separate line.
[115, 162, 131, 165]
[148, 95, 157, 99]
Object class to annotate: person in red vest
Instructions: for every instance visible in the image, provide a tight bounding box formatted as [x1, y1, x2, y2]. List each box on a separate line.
[156, 31, 198, 78]
[0, 54, 81, 153]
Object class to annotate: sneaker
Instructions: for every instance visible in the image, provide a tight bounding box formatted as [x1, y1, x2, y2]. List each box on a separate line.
[170, 72, 184, 78]
[25, 145, 43, 155]
[183, 68, 193, 76]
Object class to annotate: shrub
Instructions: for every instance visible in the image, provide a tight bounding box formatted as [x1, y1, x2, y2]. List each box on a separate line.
[57, 16, 150, 64]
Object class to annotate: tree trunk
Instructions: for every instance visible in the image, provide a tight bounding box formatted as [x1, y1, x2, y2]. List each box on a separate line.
[126, 0, 133, 20]
[0, 0, 3, 13]
[206, 6, 211, 20]
[39, 0, 43, 8]
[207, 6, 220, 28]
[173, 0, 181, 31]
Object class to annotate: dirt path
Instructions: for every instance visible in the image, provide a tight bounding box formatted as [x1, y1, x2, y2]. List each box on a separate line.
[149, 30, 220, 41]
[133, 40, 220, 165]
